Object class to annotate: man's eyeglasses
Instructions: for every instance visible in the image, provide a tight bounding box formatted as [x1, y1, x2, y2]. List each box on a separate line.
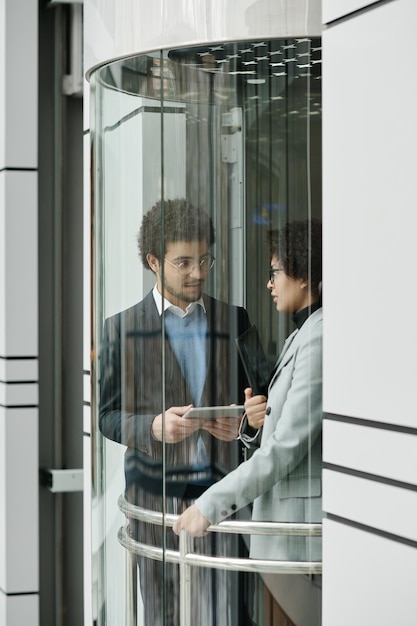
[269, 268, 284, 283]
[165, 254, 216, 276]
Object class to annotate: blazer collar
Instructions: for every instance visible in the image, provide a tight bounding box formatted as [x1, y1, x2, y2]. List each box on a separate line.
[152, 285, 206, 317]
[270, 307, 322, 383]
[141, 290, 217, 331]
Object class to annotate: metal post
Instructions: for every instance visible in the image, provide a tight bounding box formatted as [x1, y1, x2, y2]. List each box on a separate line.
[179, 531, 191, 626]
[126, 525, 138, 626]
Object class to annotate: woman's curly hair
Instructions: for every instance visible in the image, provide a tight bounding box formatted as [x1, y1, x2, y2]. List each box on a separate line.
[137, 198, 215, 267]
[268, 219, 322, 295]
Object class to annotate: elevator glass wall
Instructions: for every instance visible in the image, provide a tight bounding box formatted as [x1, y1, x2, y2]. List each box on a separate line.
[91, 38, 322, 626]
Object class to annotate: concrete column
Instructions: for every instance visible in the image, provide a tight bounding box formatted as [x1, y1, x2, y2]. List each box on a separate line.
[0, 0, 39, 624]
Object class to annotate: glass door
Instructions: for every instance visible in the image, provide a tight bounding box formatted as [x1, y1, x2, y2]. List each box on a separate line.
[91, 37, 322, 626]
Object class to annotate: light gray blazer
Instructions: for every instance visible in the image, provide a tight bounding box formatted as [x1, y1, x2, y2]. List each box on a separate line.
[195, 308, 323, 561]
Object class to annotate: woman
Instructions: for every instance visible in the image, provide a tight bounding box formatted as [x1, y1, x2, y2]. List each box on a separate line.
[173, 219, 323, 562]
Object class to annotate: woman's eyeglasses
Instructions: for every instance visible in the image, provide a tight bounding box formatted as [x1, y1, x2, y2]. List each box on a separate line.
[269, 268, 284, 283]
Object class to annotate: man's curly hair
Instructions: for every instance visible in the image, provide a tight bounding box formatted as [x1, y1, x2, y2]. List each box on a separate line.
[137, 198, 215, 267]
[268, 219, 322, 296]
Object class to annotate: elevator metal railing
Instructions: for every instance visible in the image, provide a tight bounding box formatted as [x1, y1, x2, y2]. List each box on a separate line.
[117, 493, 322, 626]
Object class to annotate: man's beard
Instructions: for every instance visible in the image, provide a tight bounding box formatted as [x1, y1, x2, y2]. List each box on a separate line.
[162, 280, 203, 304]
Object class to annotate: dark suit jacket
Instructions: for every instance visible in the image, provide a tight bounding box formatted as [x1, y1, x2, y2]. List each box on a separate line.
[99, 290, 250, 501]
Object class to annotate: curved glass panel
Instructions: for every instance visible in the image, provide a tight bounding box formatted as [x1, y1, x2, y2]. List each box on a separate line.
[91, 38, 322, 626]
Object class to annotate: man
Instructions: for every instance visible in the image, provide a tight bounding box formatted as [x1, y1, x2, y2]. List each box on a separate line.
[99, 198, 251, 625]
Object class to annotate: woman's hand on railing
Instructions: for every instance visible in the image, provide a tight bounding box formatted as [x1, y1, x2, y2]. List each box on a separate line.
[173, 504, 210, 537]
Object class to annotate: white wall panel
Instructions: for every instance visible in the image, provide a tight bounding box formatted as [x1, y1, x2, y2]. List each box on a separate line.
[84, 0, 321, 77]
[82, 129, 91, 447]
[0, 171, 38, 357]
[83, 133, 91, 374]
[83, 373, 91, 406]
[0, 382, 38, 405]
[322, 0, 379, 24]
[83, 434, 93, 626]
[0, 593, 39, 626]
[83, 404, 91, 436]
[0, 0, 38, 169]
[323, 469, 417, 542]
[0, 358, 38, 380]
[323, 518, 417, 626]
[323, 420, 417, 486]
[0, 2, 4, 166]
[0, 408, 38, 593]
[83, 75, 90, 133]
[322, 0, 417, 428]
[83, 89, 93, 626]
[0, 172, 6, 353]
[0, 0, 39, 622]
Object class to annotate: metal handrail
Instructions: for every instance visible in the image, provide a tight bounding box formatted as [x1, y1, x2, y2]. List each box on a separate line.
[117, 493, 322, 626]
[118, 493, 323, 537]
[118, 525, 322, 575]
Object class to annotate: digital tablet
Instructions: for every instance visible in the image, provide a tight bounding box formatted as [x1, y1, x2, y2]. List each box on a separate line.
[183, 405, 244, 420]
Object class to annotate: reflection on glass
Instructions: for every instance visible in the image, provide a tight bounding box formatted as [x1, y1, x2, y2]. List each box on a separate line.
[92, 38, 322, 626]
[99, 199, 250, 625]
